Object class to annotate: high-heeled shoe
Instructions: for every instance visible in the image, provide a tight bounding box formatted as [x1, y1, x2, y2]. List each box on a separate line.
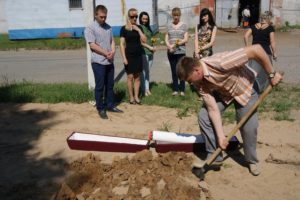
[135, 100, 142, 105]
[129, 100, 136, 104]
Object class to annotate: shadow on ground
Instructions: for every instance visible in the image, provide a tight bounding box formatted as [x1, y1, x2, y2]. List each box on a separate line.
[0, 103, 66, 200]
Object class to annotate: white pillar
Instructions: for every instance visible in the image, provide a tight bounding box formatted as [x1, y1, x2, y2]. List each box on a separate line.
[84, 0, 95, 90]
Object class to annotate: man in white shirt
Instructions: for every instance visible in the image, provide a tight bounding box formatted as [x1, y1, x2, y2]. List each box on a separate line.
[242, 5, 251, 28]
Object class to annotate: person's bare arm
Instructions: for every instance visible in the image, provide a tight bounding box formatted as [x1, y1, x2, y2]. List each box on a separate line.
[194, 26, 199, 56]
[270, 32, 277, 60]
[89, 43, 109, 57]
[132, 25, 146, 43]
[107, 38, 116, 60]
[178, 31, 189, 45]
[165, 33, 174, 50]
[244, 44, 282, 85]
[202, 26, 217, 50]
[202, 93, 228, 150]
[120, 37, 128, 65]
[244, 29, 252, 46]
[141, 41, 155, 52]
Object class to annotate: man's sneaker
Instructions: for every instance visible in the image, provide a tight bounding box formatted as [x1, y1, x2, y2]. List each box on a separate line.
[192, 157, 205, 168]
[107, 107, 123, 113]
[212, 160, 223, 166]
[172, 91, 178, 96]
[98, 110, 108, 119]
[192, 157, 223, 168]
[180, 92, 185, 96]
[249, 163, 260, 176]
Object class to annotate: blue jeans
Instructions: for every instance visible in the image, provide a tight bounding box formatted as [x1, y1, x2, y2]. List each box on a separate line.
[167, 53, 185, 92]
[141, 54, 153, 93]
[92, 63, 115, 111]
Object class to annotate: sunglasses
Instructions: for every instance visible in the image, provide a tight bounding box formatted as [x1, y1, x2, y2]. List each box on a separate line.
[129, 15, 138, 19]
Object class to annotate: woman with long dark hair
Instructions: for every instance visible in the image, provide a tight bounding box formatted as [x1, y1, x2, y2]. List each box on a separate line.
[194, 8, 217, 59]
[139, 11, 156, 96]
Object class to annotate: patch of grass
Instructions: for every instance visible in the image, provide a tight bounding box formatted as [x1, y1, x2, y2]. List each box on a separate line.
[222, 163, 233, 169]
[0, 82, 93, 103]
[0, 82, 299, 122]
[273, 111, 294, 121]
[277, 22, 300, 32]
[0, 34, 122, 50]
[0, 34, 86, 50]
[222, 105, 236, 124]
[141, 82, 200, 116]
[158, 121, 173, 132]
[177, 107, 189, 119]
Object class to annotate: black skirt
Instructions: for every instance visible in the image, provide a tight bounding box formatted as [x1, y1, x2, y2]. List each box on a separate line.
[124, 54, 143, 74]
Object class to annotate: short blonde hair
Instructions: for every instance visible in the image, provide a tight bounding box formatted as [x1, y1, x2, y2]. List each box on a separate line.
[128, 8, 138, 17]
[260, 11, 273, 24]
[125, 8, 138, 30]
[172, 7, 181, 16]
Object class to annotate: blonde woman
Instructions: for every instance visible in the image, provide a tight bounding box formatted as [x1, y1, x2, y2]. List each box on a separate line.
[244, 11, 277, 93]
[165, 7, 188, 96]
[120, 8, 146, 104]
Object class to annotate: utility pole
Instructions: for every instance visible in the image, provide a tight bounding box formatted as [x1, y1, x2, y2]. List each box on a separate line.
[84, 0, 95, 90]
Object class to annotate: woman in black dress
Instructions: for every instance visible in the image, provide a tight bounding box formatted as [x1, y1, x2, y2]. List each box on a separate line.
[120, 8, 146, 104]
[244, 11, 277, 93]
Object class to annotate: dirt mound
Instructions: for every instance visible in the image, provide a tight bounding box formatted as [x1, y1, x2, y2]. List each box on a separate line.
[54, 150, 202, 200]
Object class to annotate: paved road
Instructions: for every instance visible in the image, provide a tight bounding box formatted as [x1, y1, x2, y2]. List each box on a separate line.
[0, 30, 299, 84]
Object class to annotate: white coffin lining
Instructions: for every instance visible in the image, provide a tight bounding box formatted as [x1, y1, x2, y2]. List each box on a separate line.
[69, 132, 148, 145]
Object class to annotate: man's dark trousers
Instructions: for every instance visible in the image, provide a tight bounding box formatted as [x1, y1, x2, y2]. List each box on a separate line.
[92, 63, 115, 111]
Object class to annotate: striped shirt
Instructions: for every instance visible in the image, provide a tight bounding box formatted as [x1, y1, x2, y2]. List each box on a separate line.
[167, 22, 188, 54]
[198, 48, 257, 106]
[84, 21, 113, 65]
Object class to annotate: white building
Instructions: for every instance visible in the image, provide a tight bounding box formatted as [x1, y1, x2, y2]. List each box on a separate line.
[1, 0, 299, 39]
[0, 0, 8, 33]
[4, 0, 158, 39]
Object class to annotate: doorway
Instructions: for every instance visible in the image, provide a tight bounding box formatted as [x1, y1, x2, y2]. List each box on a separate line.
[238, 0, 260, 26]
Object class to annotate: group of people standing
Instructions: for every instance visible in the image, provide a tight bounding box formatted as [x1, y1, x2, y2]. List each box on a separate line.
[84, 5, 156, 119]
[84, 4, 283, 176]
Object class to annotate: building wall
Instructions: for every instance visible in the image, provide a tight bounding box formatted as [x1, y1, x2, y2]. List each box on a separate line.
[6, 0, 157, 40]
[272, 0, 300, 26]
[0, 0, 8, 33]
[215, 0, 239, 28]
[7, 0, 85, 39]
[95, 0, 157, 36]
[157, 0, 200, 29]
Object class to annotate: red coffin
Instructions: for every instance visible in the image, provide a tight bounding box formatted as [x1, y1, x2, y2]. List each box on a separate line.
[154, 135, 239, 153]
[67, 132, 149, 153]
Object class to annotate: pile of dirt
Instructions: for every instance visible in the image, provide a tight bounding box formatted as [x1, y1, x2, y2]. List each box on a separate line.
[54, 150, 202, 200]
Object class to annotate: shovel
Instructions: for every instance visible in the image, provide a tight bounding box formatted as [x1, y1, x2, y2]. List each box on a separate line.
[194, 83, 274, 180]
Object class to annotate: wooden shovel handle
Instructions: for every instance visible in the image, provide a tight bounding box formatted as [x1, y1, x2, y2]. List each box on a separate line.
[205, 84, 273, 166]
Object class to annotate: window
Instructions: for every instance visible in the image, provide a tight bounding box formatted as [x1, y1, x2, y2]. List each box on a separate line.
[69, 0, 83, 9]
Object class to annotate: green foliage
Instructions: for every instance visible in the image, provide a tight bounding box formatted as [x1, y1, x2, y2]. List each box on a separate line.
[0, 82, 93, 103]
[0, 34, 121, 50]
[0, 82, 299, 122]
[158, 121, 173, 132]
[177, 107, 189, 119]
[273, 111, 294, 121]
[277, 22, 300, 32]
[222, 106, 236, 124]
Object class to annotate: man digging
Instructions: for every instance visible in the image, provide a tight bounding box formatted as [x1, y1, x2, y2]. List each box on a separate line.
[176, 44, 282, 176]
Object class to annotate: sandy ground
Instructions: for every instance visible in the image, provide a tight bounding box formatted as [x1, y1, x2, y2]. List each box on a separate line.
[0, 102, 299, 199]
